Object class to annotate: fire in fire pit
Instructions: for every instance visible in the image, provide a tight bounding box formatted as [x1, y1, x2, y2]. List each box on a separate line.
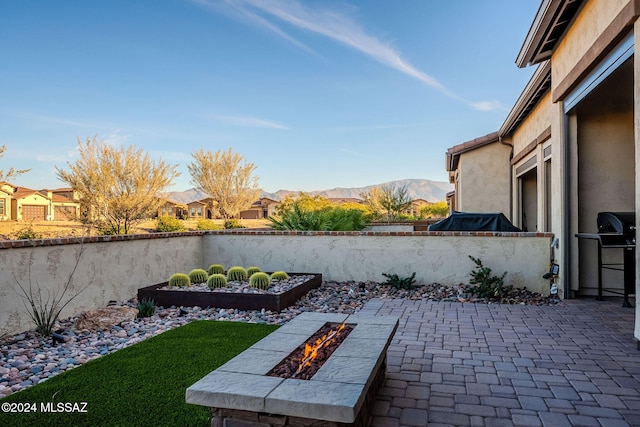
[268, 322, 353, 380]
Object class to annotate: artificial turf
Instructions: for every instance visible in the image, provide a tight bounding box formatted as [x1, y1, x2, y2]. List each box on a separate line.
[0, 320, 279, 427]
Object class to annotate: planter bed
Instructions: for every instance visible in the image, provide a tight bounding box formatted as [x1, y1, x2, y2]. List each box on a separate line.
[137, 273, 322, 312]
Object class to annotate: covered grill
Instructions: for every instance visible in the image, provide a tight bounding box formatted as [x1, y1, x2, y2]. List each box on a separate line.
[575, 211, 636, 307]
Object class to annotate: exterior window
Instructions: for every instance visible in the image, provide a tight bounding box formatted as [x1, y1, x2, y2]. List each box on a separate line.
[191, 207, 196, 216]
[197, 208, 202, 217]
[0, 199, 4, 216]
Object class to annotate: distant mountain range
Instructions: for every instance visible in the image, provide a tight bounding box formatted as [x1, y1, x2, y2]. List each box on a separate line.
[164, 178, 453, 204]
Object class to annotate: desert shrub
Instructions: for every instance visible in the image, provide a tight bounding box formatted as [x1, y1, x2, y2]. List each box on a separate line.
[168, 273, 190, 288]
[207, 274, 228, 289]
[137, 298, 155, 318]
[227, 266, 248, 282]
[249, 272, 271, 290]
[196, 219, 222, 231]
[13, 226, 42, 240]
[381, 272, 417, 289]
[188, 268, 208, 284]
[208, 264, 225, 275]
[94, 221, 122, 235]
[224, 219, 244, 229]
[270, 271, 289, 281]
[247, 266, 262, 276]
[269, 201, 368, 231]
[155, 215, 185, 232]
[468, 256, 507, 298]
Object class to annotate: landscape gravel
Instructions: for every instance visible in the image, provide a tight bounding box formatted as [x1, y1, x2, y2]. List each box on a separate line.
[0, 280, 559, 398]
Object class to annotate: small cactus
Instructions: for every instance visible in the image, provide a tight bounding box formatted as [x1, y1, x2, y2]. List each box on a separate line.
[207, 274, 228, 289]
[247, 266, 262, 276]
[227, 266, 248, 282]
[189, 268, 209, 284]
[270, 271, 290, 281]
[208, 264, 225, 275]
[168, 273, 190, 288]
[250, 272, 271, 290]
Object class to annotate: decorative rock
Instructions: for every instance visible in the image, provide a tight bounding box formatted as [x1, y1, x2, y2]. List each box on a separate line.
[75, 307, 139, 331]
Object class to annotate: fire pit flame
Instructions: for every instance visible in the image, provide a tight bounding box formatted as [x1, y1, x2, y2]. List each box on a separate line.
[292, 322, 346, 378]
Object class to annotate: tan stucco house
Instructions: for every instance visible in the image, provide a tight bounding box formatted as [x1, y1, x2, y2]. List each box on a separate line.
[449, 0, 640, 342]
[158, 199, 187, 219]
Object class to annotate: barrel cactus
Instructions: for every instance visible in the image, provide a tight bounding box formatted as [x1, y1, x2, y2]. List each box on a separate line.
[247, 266, 262, 276]
[208, 264, 225, 275]
[270, 271, 290, 281]
[207, 274, 228, 289]
[189, 268, 208, 284]
[168, 273, 190, 288]
[250, 272, 271, 290]
[227, 266, 248, 282]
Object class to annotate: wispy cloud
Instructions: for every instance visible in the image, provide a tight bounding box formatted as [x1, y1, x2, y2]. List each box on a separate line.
[204, 114, 290, 130]
[196, 0, 499, 111]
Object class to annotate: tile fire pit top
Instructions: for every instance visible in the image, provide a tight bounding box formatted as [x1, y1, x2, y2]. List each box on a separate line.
[186, 312, 399, 423]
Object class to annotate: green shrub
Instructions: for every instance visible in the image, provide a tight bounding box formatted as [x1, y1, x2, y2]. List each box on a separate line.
[137, 298, 155, 318]
[468, 256, 507, 298]
[270, 271, 290, 281]
[269, 202, 368, 231]
[168, 273, 190, 288]
[13, 226, 42, 240]
[381, 272, 417, 289]
[247, 266, 262, 276]
[95, 221, 122, 235]
[207, 274, 228, 289]
[208, 264, 225, 275]
[155, 215, 186, 232]
[197, 219, 222, 231]
[224, 218, 244, 229]
[189, 268, 208, 284]
[227, 266, 248, 282]
[249, 272, 271, 290]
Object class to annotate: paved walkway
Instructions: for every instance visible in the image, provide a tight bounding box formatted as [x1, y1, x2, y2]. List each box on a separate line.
[359, 297, 639, 427]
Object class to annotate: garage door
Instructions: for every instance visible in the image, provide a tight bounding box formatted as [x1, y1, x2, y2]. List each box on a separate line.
[54, 206, 76, 220]
[22, 205, 46, 221]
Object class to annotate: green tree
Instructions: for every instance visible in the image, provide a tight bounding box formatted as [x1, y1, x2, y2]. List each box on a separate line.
[56, 136, 180, 234]
[419, 200, 450, 218]
[362, 184, 412, 222]
[0, 145, 30, 182]
[187, 147, 261, 219]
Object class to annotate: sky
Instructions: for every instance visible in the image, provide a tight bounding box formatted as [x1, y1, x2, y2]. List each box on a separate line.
[0, 0, 541, 193]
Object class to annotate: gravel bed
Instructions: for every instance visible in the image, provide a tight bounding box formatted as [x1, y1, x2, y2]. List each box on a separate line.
[0, 281, 559, 398]
[160, 275, 314, 294]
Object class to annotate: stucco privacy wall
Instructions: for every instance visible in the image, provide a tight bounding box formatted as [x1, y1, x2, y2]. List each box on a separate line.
[203, 231, 553, 295]
[0, 234, 204, 337]
[1, 231, 552, 337]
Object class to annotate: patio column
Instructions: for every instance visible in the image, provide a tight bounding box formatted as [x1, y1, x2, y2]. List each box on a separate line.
[634, 21, 640, 345]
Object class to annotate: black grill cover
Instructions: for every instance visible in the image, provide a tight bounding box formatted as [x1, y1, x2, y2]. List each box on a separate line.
[428, 211, 521, 232]
[597, 212, 635, 234]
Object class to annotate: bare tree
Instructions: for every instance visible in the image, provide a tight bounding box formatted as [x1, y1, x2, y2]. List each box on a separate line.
[56, 136, 180, 234]
[0, 145, 30, 181]
[187, 147, 261, 219]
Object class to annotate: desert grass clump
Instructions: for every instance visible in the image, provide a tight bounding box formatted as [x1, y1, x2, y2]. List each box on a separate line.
[168, 273, 190, 288]
[207, 274, 228, 289]
[247, 266, 262, 276]
[137, 298, 156, 318]
[270, 271, 289, 281]
[208, 264, 225, 275]
[226, 266, 248, 282]
[189, 269, 209, 284]
[250, 272, 271, 290]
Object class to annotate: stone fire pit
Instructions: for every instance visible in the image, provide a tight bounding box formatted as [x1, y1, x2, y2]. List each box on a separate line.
[186, 312, 399, 426]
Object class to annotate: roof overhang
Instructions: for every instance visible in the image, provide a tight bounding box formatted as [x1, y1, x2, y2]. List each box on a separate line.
[499, 60, 551, 137]
[516, 0, 585, 67]
[446, 131, 500, 172]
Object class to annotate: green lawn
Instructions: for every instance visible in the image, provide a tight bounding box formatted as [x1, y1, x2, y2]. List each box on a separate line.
[0, 321, 279, 427]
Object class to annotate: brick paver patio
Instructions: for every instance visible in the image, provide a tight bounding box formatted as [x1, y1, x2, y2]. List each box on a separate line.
[359, 297, 639, 427]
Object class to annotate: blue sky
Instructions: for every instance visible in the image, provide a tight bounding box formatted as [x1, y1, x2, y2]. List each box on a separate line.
[1, 0, 540, 193]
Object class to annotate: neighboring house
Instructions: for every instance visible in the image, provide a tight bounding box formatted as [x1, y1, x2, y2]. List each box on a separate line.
[405, 199, 434, 217]
[450, 0, 640, 338]
[187, 200, 208, 219]
[446, 131, 512, 220]
[0, 183, 81, 221]
[239, 197, 279, 220]
[158, 199, 187, 219]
